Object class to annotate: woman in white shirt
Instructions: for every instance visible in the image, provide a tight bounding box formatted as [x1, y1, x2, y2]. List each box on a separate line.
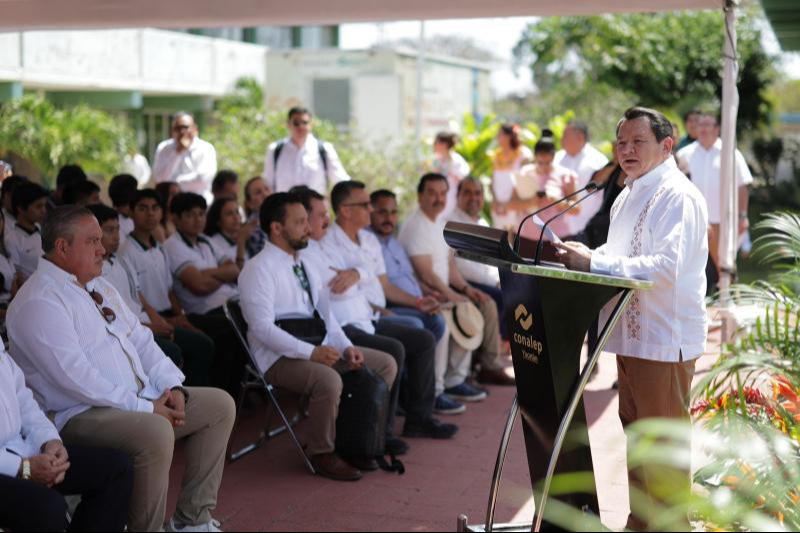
[491, 124, 533, 231]
[430, 132, 471, 219]
[204, 197, 257, 271]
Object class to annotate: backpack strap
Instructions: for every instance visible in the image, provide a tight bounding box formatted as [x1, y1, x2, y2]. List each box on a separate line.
[318, 141, 329, 176]
[272, 140, 286, 170]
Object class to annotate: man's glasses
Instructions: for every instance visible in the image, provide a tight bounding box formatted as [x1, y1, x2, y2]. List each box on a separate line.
[342, 202, 371, 210]
[292, 120, 310, 127]
[88, 290, 117, 324]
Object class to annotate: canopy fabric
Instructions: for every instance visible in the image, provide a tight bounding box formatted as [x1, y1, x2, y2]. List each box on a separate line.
[0, 0, 722, 30]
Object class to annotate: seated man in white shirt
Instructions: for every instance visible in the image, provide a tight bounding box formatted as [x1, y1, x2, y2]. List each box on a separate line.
[153, 112, 218, 202]
[7, 205, 236, 533]
[263, 107, 351, 194]
[555, 107, 709, 531]
[90, 203, 215, 387]
[7, 181, 49, 282]
[296, 188, 459, 441]
[0, 344, 133, 532]
[239, 192, 397, 480]
[399, 174, 513, 392]
[163, 193, 247, 396]
[447, 177, 509, 342]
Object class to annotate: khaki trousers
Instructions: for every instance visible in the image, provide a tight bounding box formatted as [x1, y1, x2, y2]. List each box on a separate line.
[434, 326, 473, 395]
[265, 347, 397, 456]
[617, 355, 696, 531]
[60, 387, 236, 532]
[474, 296, 503, 371]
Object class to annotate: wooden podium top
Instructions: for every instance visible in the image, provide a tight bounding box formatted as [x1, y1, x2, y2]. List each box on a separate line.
[456, 250, 655, 291]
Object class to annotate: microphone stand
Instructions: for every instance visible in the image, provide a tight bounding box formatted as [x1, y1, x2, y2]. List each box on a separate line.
[534, 184, 605, 265]
[512, 182, 599, 255]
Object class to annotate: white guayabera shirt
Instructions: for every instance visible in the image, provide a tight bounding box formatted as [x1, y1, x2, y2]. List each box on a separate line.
[7, 259, 184, 430]
[591, 157, 709, 363]
[153, 137, 218, 202]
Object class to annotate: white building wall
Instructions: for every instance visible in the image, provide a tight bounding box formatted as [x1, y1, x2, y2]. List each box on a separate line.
[0, 29, 267, 96]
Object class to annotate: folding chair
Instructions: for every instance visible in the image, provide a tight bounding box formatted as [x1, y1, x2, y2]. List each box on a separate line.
[223, 299, 315, 474]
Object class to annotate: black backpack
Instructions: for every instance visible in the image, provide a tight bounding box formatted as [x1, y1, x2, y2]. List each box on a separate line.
[336, 368, 405, 475]
[273, 139, 329, 174]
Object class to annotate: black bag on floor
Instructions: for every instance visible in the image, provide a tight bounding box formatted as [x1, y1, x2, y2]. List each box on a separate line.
[336, 368, 405, 475]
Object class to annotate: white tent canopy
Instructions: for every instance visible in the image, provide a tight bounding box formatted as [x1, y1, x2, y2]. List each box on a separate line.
[0, 0, 721, 30]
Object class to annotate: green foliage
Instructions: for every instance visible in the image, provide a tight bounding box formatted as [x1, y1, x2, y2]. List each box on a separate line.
[514, 9, 778, 134]
[0, 95, 134, 186]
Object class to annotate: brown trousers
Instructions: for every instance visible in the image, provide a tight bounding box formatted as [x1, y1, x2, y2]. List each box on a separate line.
[617, 355, 696, 531]
[60, 387, 236, 532]
[265, 347, 397, 456]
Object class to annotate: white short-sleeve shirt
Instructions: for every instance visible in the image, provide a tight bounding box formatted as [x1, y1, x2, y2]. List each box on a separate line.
[162, 232, 239, 315]
[119, 235, 174, 314]
[208, 233, 237, 264]
[6, 224, 42, 279]
[677, 139, 753, 225]
[398, 209, 451, 285]
[102, 255, 149, 323]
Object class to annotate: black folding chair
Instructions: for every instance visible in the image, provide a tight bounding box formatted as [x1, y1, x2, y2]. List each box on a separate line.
[223, 299, 315, 473]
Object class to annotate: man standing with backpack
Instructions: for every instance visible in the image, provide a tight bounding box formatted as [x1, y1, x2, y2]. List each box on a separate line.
[263, 107, 351, 194]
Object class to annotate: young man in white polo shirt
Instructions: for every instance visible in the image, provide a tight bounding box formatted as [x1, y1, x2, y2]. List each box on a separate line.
[162, 192, 247, 396]
[6, 181, 48, 281]
[91, 202, 215, 388]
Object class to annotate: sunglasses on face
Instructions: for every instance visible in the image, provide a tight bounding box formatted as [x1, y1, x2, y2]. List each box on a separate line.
[89, 290, 117, 324]
[292, 120, 310, 127]
[342, 202, 371, 210]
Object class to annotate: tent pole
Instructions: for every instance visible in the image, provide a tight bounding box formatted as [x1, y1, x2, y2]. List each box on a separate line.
[415, 20, 426, 164]
[719, 0, 740, 344]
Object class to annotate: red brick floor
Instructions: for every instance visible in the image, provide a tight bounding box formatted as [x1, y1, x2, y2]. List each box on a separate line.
[166, 330, 722, 532]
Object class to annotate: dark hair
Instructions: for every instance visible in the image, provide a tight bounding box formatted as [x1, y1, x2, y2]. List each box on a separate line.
[435, 132, 458, 150]
[616, 107, 674, 143]
[288, 107, 312, 121]
[204, 197, 238, 236]
[56, 165, 87, 189]
[244, 177, 266, 218]
[62, 180, 101, 206]
[130, 189, 163, 211]
[456, 177, 483, 196]
[417, 173, 449, 195]
[155, 182, 178, 226]
[289, 186, 325, 213]
[12, 182, 49, 216]
[699, 111, 721, 126]
[534, 129, 557, 155]
[86, 203, 120, 226]
[566, 121, 590, 142]
[330, 181, 366, 214]
[170, 192, 207, 217]
[2, 175, 28, 203]
[499, 124, 521, 150]
[211, 170, 239, 195]
[370, 190, 396, 205]
[260, 193, 303, 236]
[108, 174, 138, 208]
[42, 205, 94, 254]
[683, 109, 703, 123]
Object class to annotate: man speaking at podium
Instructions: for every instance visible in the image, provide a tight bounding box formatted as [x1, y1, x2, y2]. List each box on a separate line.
[554, 107, 708, 531]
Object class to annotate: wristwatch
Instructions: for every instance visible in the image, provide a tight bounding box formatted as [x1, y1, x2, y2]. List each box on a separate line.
[18, 459, 31, 480]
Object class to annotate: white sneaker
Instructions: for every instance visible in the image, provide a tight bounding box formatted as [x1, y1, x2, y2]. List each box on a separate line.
[165, 518, 222, 532]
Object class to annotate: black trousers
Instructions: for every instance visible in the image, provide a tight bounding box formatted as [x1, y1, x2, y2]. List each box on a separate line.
[188, 307, 249, 397]
[154, 326, 216, 387]
[344, 321, 436, 429]
[0, 445, 133, 532]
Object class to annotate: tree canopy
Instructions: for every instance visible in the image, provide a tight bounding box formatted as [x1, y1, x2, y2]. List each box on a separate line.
[513, 10, 777, 133]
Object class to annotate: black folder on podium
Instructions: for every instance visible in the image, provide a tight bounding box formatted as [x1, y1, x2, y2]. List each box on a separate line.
[444, 222, 653, 533]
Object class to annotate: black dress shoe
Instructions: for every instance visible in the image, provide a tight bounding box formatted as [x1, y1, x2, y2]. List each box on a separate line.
[385, 435, 410, 456]
[402, 417, 459, 440]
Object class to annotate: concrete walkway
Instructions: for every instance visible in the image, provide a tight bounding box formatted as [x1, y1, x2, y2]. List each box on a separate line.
[166, 330, 722, 532]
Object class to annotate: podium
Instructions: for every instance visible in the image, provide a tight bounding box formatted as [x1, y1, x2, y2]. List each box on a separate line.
[443, 222, 653, 533]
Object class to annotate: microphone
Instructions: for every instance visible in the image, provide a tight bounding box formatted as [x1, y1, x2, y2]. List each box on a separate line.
[513, 181, 601, 254]
[533, 182, 606, 265]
